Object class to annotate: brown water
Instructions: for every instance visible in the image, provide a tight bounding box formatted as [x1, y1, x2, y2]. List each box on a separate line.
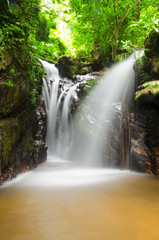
[0, 159, 159, 240]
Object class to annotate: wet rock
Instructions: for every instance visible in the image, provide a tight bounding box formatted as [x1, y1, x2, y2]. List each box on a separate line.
[56, 55, 92, 79]
[130, 110, 151, 173]
[0, 116, 36, 181]
[56, 55, 81, 79]
[133, 30, 159, 175]
[105, 123, 120, 168]
[34, 98, 47, 164]
[0, 47, 47, 184]
[0, 49, 12, 70]
[145, 108, 159, 175]
[0, 82, 21, 117]
[0, 99, 47, 185]
[0, 117, 20, 169]
[131, 139, 150, 173]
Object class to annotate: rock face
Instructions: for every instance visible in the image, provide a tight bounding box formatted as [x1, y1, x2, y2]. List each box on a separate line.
[131, 111, 151, 173]
[146, 108, 159, 175]
[132, 31, 159, 175]
[0, 48, 47, 183]
[56, 55, 92, 79]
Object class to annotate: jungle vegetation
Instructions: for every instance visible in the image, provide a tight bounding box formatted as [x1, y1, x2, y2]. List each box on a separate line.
[0, 0, 158, 63]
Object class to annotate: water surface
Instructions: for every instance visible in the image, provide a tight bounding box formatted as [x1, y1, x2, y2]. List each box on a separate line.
[0, 158, 159, 240]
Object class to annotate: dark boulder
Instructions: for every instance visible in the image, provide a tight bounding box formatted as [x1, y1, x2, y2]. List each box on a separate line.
[56, 55, 92, 79]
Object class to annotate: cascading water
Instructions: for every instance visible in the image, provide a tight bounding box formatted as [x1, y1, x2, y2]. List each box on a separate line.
[56, 82, 79, 159]
[40, 53, 140, 167]
[71, 55, 136, 167]
[40, 59, 61, 155]
[40, 59, 80, 158]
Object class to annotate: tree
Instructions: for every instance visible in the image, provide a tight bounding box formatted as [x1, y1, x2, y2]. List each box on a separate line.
[63, 0, 158, 61]
[111, 0, 131, 59]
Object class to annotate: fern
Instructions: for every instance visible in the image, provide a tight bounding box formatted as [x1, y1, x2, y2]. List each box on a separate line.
[135, 80, 159, 100]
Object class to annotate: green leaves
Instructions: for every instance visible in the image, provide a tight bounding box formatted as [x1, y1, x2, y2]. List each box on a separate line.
[62, 0, 159, 61]
[1, 0, 158, 67]
[135, 80, 159, 99]
[126, 5, 159, 48]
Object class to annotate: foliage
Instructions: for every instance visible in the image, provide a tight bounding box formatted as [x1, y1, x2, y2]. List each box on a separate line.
[0, 0, 158, 72]
[135, 80, 159, 99]
[84, 78, 98, 92]
[66, 0, 139, 60]
[0, 0, 68, 106]
[0, 0, 67, 61]
[29, 36, 67, 62]
[55, 0, 158, 61]
[127, 5, 159, 48]
[30, 1, 68, 61]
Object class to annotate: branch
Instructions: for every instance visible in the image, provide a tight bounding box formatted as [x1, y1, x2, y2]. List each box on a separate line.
[109, 27, 117, 42]
[113, 0, 118, 25]
[119, 4, 131, 25]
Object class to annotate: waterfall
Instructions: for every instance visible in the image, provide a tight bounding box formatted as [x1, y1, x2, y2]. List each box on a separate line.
[40, 59, 61, 155]
[71, 56, 135, 167]
[56, 83, 79, 158]
[40, 59, 79, 158]
[40, 53, 141, 167]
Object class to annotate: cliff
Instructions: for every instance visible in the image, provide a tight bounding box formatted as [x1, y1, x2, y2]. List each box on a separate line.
[132, 31, 159, 175]
[0, 46, 47, 183]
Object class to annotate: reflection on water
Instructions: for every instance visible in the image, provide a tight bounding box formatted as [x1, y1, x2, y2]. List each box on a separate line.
[0, 158, 159, 240]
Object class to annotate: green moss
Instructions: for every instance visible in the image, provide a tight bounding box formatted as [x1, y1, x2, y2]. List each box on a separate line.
[25, 132, 34, 151]
[3, 132, 17, 160]
[70, 66, 77, 75]
[80, 66, 90, 75]
[0, 47, 4, 59]
[0, 82, 21, 116]
[9, 67, 15, 76]
[0, 118, 19, 166]
[6, 79, 14, 87]
[84, 78, 98, 92]
[0, 113, 37, 169]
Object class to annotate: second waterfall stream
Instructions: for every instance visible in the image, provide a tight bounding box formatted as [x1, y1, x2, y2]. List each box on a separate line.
[40, 54, 137, 167]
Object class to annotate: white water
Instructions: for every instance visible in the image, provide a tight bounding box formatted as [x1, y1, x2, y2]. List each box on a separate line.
[70, 56, 136, 166]
[40, 54, 136, 167]
[56, 83, 79, 158]
[40, 59, 80, 158]
[40, 59, 60, 155]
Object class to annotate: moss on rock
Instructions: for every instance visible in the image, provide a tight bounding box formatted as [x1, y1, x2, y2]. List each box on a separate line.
[0, 49, 12, 70]
[56, 55, 92, 79]
[0, 82, 21, 117]
[0, 118, 20, 168]
[0, 44, 47, 181]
